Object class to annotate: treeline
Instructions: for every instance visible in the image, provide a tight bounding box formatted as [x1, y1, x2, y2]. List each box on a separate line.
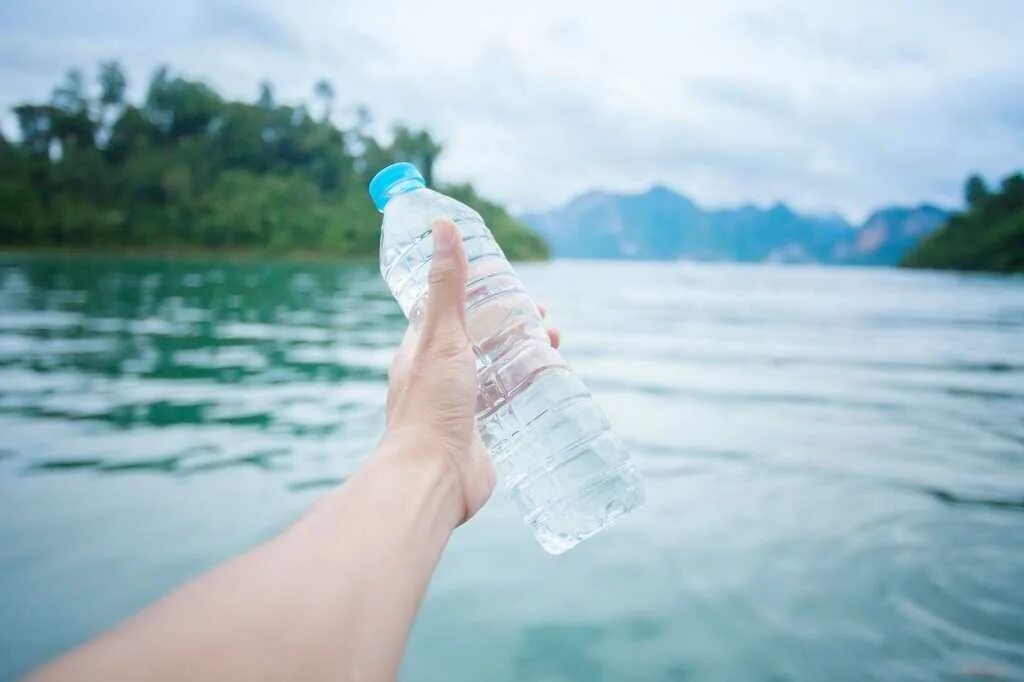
[902, 171, 1024, 273]
[0, 63, 548, 260]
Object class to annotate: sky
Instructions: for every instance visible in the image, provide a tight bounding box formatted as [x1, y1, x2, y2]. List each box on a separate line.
[1, 0, 1022, 221]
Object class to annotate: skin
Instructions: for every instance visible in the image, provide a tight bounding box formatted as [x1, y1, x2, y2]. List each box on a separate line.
[28, 218, 561, 682]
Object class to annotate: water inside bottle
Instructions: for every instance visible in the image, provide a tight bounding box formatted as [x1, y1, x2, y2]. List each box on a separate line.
[379, 186, 642, 553]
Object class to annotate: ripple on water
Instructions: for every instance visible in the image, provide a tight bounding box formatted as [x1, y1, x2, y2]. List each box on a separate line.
[1, 257, 1023, 681]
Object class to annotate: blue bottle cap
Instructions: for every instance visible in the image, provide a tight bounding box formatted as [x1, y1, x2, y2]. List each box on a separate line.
[368, 162, 426, 211]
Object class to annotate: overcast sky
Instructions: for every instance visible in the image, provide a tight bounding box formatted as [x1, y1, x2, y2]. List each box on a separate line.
[1, 0, 1022, 220]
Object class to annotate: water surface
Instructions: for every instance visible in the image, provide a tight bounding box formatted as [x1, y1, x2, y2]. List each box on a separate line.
[1, 255, 1022, 681]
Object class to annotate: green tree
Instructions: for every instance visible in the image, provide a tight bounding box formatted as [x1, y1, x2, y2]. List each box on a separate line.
[50, 68, 95, 149]
[354, 106, 371, 135]
[903, 171, 1024, 273]
[12, 105, 55, 155]
[1000, 173, 1024, 210]
[964, 174, 987, 209]
[314, 79, 334, 122]
[257, 80, 275, 109]
[391, 125, 442, 186]
[98, 62, 127, 111]
[52, 68, 88, 114]
[0, 61, 548, 261]
[443, 183, 548, 260]
[97, 61, 128, 145]
[145, 67, 222, 138]
[105, 105, 156, 163]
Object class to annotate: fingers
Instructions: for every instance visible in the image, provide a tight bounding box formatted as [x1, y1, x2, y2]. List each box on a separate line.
[537, 304, 559, 348]
[420, 218, 469, 355]
[392, 325, 419, 372]
[386, 325, 419, 420]
[418, 225, 557, 358]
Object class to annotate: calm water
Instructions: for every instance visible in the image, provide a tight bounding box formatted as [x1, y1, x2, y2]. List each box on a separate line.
[1, 255, 1022, 681]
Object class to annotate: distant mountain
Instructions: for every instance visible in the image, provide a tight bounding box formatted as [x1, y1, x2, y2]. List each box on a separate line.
[835, 205, 950, 265]
[521, 186, 948, 265]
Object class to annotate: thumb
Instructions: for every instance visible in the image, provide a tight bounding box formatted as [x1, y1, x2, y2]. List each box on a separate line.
[420, 218, 469, 354]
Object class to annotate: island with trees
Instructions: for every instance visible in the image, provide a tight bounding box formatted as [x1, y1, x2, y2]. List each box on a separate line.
[0, 63, 549, 261]
[902, 172, 1024, 274]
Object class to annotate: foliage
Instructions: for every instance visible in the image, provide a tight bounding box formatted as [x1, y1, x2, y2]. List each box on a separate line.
[902, 172, 1024, 273]
[441, 183, 549, 261]
[0, 63, 548, 261]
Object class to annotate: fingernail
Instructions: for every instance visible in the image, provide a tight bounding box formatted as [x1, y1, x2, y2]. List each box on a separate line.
[432, 219, 455, 256]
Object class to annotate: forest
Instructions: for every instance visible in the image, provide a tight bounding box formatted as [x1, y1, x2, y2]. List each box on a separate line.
[0, 62, 548, 260]
[903, 171, 1024, 273]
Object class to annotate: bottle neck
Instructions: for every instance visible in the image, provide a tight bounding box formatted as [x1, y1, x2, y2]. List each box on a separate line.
[380, 179, 425, 210]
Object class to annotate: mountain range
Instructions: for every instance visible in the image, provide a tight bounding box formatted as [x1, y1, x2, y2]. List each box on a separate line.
[521, 186, 948, 265]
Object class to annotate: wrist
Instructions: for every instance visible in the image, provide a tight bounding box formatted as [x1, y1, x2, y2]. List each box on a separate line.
[375, 426, 466, 531]
[302, 425, 467, 551]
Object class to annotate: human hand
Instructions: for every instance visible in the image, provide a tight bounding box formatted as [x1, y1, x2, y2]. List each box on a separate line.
[384, 218, 561, 525]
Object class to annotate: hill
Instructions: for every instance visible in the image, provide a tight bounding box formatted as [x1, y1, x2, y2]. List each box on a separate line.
[0, 63, 548, 261]
[902, 173, 1024, 273]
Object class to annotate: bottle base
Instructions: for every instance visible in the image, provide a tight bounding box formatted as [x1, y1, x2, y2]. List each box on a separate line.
[527, 467, 644, 555]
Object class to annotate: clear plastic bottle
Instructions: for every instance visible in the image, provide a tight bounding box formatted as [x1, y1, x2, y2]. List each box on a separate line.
[369, 162, 642, 553]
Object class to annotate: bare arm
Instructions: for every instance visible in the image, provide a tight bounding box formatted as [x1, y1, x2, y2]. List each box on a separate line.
[29, 219, 560, 682]
[30, 442, 461, 681]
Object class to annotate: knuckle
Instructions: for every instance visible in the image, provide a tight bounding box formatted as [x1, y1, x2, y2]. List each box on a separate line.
[428, 261, 456, 287]
[426, 329, 470, 356]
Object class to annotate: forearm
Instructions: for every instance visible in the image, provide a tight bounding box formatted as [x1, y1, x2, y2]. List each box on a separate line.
[303, 437, 463, 679]
[29, 434, 461, 682]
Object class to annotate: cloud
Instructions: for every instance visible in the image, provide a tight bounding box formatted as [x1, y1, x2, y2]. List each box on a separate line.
[198, 2, 300, 54]
[734, 9, 931, 69]
[0, 0, 1022, 220]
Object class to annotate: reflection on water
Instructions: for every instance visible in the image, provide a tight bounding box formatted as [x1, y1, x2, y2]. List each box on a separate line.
[1, 254, 1023, 681]
[0, 258, 396, 487]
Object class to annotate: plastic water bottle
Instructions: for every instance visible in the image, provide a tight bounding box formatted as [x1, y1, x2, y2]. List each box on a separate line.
[369, 162, 643, 553]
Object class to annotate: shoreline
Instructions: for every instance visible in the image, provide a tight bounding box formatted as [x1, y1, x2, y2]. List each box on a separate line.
[0, 245, 379, 265]
[0, 244, 550, 265]
[1, 246, 1014, 274]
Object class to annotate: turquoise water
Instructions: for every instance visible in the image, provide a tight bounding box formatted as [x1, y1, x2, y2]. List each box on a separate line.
[1, 255, 1022, 681]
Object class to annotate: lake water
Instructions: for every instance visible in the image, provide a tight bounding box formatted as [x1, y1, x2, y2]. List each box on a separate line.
[1, 255, 1022, 681]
